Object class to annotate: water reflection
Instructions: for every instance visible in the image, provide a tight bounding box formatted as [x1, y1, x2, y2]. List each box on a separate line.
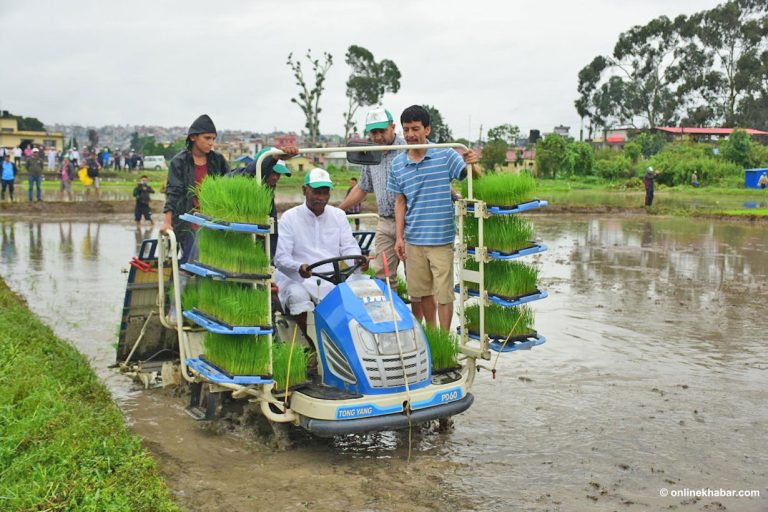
[0, 215, 765, 511]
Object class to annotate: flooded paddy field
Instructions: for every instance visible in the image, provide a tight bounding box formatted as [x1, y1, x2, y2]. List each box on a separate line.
[0, 214, 765, 511]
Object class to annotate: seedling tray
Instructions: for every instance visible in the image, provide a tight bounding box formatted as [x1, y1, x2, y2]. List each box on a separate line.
[466, 199, 548, 215]
[181, 261, 271, 281]
[183, 308, 273, 335]
[180, 212, 271, 234]
[186, 357, 273, 385]
[467, 242, 547, 260]
[467, 331, 546, 352]
[457, 287, 548, 307]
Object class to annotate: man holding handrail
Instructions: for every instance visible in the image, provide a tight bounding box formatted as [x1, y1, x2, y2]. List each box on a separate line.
[387, 105, 480, 330]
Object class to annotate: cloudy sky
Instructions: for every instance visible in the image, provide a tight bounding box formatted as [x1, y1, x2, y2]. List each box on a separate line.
[0, 0, 722, 139]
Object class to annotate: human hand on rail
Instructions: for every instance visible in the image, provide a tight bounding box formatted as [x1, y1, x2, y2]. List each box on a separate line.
[277, 145, 299, 157]
[463, 149, 479, 165]
[299, 263, 312, 278]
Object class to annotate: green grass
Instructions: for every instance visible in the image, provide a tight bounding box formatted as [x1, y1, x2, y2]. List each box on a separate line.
[272, 342, 308, 390]
[196, 280, 269, 326]
[197, 175, 273, 224]
[465, 260, 539, 298]
[464, 215, 534, 252]
[196, 230, 270, 274]
[465, 304, 535, 338]
[0, 279, 179, 511]
[422, 325, 459, 371]
[462, 171, 536, 205]
[203, 333, 271, 376]
[714, 208, 768, 217]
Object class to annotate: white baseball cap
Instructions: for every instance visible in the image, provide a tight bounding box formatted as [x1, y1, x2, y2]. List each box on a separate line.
[304, 167, 333, 189]
[364, 107, 394, 133]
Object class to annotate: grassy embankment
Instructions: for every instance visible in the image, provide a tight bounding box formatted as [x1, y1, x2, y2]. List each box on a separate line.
[0, 278, 179, 511]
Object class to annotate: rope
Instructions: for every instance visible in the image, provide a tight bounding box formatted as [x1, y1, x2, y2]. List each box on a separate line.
[489, 312, 525, 380]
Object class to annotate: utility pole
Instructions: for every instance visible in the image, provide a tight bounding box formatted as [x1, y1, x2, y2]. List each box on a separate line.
[478, 124, 483, 146]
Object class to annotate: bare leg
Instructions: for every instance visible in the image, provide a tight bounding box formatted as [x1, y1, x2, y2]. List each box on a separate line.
[437, 302, 453, 331]
[420, 295, 438, 328]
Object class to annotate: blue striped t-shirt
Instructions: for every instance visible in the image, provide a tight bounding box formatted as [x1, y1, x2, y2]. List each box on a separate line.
[387, 147, 466, 245]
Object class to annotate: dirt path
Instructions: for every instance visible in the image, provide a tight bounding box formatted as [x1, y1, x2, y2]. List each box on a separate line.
[125, 389, 475, 512]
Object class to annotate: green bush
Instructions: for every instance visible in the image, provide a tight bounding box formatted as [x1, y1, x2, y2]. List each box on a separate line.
[649, 142, 742, 186]
[594, 154, 633, 180]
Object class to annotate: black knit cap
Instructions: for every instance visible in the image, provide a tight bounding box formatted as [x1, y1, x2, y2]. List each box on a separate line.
[187, 114, 217, 137]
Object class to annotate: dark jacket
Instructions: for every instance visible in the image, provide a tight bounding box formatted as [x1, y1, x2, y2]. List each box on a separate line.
[163, 148, 229, 233]
[27, 156, 43, 177]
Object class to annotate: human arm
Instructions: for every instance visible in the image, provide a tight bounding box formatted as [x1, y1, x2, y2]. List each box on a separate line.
[338, 185, 367, 211]
[394, 194, 407, 261]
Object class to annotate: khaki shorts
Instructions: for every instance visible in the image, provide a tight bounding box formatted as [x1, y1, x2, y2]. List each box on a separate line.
[404, 243, 455, 304]
[374, 217, 399, 287]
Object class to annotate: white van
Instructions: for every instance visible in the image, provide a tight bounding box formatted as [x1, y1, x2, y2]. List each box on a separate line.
[144, 155, 167, 170]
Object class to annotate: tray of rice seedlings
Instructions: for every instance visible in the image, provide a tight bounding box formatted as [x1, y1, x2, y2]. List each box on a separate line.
[272, 341, 309, 391]
[202, 332, 271, 377]
[193, 229, 270, 278]
[196, 175, 273, 227]
[185, 280, 270, 333]
[464, 214, 535, 254]
[461, 172, 546, 214]
[462, 259, 540, 302]
[422, 324, 459, 372]
[464, 303, 536, 340]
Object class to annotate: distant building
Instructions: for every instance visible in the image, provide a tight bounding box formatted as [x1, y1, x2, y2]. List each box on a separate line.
[653, 126, 768, 143]
[553, 125, 570, 138]
[272, 133, 299, 147]
[0, 115, 64, 151]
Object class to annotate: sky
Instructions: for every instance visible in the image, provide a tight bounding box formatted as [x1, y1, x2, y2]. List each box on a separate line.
[0, 0, 724, 139]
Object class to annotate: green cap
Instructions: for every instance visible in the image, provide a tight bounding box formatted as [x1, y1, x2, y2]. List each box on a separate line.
[304, 168, 333, 189]
[364, 107, 394, 133]
[255, 146, 291, 176]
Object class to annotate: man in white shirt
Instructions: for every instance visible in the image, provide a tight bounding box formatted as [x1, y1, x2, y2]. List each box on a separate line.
[275, 168, 367, 335]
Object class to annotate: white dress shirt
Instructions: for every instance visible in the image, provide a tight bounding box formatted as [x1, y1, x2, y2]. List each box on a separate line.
[275, 203, 362, 300]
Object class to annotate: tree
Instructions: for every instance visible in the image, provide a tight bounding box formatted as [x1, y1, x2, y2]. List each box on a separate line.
[721, 129, 756, 167]
[479, 140, 508, 172]
[624, 141, 642, 163]
[685, 1, 768, 126]
[287, 50, 333, 148]
[487, 124, 520, 146]
[422, 105, 452, 143]
[17, 116, 45, 131]
[535, 134, 569, 178]
[342, 45, 401, 140]
[130, 131, 141, 151]
[567, 141, 595, 176]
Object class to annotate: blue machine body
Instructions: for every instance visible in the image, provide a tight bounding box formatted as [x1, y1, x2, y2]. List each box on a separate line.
[313, 278, 432, 395]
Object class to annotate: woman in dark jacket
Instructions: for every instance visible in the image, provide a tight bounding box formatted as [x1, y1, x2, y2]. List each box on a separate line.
[161, 114, 229, 263]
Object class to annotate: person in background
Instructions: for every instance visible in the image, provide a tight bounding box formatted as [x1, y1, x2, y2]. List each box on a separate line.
[102, 147, 111, 169]
[59, 156, 75, 202]
[691, 171, 699, 188]
[344, 177, 362, 230]
[13, 146, 22, 167]
[47, 147, 56, 171]
[133, 175, 155, 228]
[643, 166, 659, 207]
[27, 148, 43, 202]
[758, 172, 768, 189]
[1, 153, 17, 202]
[70, 147, 80, 166]
[84, 150, 102, 200]
[161, 114, 229, 264]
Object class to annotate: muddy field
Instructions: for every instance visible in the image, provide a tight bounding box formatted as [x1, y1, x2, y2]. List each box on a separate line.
[1, 214, 766, 511]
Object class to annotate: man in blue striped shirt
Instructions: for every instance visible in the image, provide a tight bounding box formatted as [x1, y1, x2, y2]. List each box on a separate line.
[387, 105, 480, 329]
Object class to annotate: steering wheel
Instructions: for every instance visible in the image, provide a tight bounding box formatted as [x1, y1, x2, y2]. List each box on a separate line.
[305, 255, 368, 285]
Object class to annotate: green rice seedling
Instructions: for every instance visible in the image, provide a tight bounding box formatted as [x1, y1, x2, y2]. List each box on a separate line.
[204, 333, 271, 375]
[422, 324, 459, 371]
[196, 229, 270, 274]
[464, 215, 534, 252]
[465, 304, 535, 338]
[461, 171, 536, 206]
[180, 280, 199, 311]
[396, 276, 409, 302]
[464, 260, 539, 298]
[272, 341, 308, 390]
[196, 175, 273, 225]
[196, 280, 269, 326]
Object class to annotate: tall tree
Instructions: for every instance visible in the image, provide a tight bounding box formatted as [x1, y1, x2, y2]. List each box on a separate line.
[287, 50, 333, 148]
[87, 129, 99, 150]
[686, 0, 768, 126]
[342, 45, 401, 140]
[487, 124, 521, 146]
[479, 139, 508, 172]
[422, 105, 452, 143]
